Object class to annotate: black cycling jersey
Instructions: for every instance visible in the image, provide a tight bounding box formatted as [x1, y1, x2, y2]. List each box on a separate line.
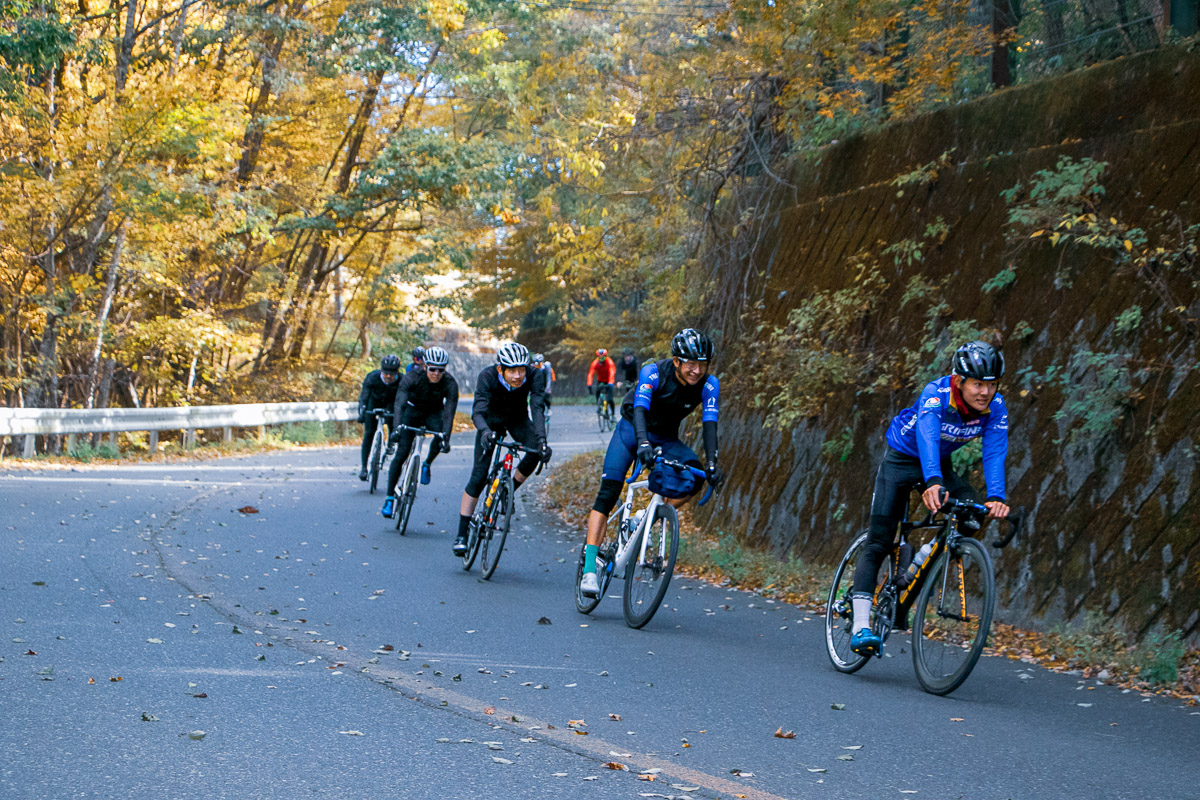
[620, 358, 718, 438]
[471, 366, 548, 442]
[393, 369, 459, 435]
[358, 369, 399, 414]
[619, 356, 639, 383]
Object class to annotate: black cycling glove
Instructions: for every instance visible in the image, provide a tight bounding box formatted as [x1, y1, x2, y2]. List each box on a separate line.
[705, 461, 724, 490]
[636, 441, 655, 469]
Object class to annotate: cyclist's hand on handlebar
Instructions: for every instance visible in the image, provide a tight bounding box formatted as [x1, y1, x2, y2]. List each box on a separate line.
[985, 500, 1009, 519]
[922, 484, 947, 513]
[636, 441, 655, 469]
[440, 437, 451, 454]
[539, 441, 553, 462]
[388, 431, 400, 445]
[705, 461, 724, 490]
[485, 430, 501, 446]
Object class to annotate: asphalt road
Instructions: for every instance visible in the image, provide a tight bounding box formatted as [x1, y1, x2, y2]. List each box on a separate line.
[2, 405, 1197, 800]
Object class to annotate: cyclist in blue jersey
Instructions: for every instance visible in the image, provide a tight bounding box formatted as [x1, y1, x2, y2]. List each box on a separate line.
[579, 328, 723, 597]
[406, 346, 426, 373]
[849, 341, 1011, 656]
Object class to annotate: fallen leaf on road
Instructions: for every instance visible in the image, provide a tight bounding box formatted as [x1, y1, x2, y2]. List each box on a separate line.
[671, 785, 700, 791]
[237, 506, 259, 514]
[436, 738, 451, 743]
[843, 745, 863, 750]
[551, 773, 568, 777]
[188, 730, 206, 740]
[109, 676, 121, 682]
[774, 727, 796, 738]
[24, 650, 37, 656]
[1077, 703, 1093, 708]
[538, 616, 552, 625]
[604, 762, 628, 771]
[730, 769, 755, 776]
[380, 644, 394, 651]
[609, 713, 622, 721]
[338, 730, 364, 736]
[831, 703, 846, 711]
[609, 750, 632, 757]
[582, 776, 598, 781]
[950, 717, 964, 722]
[807, 768, 827, 773]
[147, 638, 164, 644]
[574, 730, 588, 735]
[837, 754, 854, 761]
[141, 712, 159, 721]
[493, 757, 514, 765]
[88, 678, 95, 685]
[637, 774, 656, 781]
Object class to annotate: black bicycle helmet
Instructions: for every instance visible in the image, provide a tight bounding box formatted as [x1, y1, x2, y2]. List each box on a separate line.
[423, 346, 449, 367]
[623, 348, 634, 357]
[411, 346, 426, 360]
[671, 328, 714, 362]
[496, 342, 529, 368]
[952, 341, 1005, 382]
[380, 354, 401, 372]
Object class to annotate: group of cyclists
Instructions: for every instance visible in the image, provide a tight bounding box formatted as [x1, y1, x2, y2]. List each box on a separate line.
[356, 333, 1011, 656]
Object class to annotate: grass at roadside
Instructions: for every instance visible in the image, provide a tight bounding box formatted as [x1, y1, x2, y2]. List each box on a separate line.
[540, 450, 1200, 701]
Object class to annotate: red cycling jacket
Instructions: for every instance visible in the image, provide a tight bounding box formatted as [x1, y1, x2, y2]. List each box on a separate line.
[586, 357, 616, 385]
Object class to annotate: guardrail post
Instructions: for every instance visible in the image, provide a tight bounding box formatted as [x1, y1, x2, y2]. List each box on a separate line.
[66, 433, 77, 454]
[149, 430, 159, 454]
[257, 424, 266, 442]
[223, 426, 233, 443]
[184, 429, 196, 449]
[23, 434, 36, 458]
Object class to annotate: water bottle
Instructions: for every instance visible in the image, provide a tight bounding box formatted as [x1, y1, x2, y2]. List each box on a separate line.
[905, 541, 934, 584]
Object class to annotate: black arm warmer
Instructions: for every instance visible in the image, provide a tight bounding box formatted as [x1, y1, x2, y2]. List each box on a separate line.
[703, 420, 718, 464]
[633, 406, 649, 445]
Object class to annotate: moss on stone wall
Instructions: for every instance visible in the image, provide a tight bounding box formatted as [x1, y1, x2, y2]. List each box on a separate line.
[704, 46, 1200, 644]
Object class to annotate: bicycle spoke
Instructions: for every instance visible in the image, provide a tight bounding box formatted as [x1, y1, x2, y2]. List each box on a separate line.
[912, 537, 995, 695]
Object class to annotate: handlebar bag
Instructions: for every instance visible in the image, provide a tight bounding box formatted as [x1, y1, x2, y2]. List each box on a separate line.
[648, 463, 696, 499]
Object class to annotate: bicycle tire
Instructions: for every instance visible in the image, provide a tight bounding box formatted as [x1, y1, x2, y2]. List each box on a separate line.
[574, 533, 616, 615]
[395, 457, 418, 535]
[596, 400, 605, 432]
[622, 503, 679, 629]
[368, 430, 384, 494]
[480, 479, 512, 580]
[824, 531, 876, 674]
[912, 536, 995, 696]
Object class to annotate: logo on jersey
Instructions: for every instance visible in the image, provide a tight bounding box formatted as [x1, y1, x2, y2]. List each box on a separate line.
[922, 396, 942, 409]
[640, 383, 653, 392]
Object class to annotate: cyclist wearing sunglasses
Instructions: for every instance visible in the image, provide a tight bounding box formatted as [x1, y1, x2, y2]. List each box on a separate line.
[579, 328, 723, 597]
[356, 354, 402, 481]
[453, 342, 551, 556]
[381, 346, 459, 517]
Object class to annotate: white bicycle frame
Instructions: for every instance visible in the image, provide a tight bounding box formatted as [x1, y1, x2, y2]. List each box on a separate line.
[608, 478, 668, 576]
[397, 432, 427, 490]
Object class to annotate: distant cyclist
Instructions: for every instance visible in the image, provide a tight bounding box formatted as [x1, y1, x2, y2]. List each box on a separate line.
[579, 329, 723, 597]
[587, 348, 616, 411]
[616, 348, 639, 392]
[406, 346, 425, 373]
[453, 343, 552, 556]
[381, 347, 459, 518]
[531, 353, 556, 408]
[356, 354, 402, 481]
[848, 341, 1010, 657]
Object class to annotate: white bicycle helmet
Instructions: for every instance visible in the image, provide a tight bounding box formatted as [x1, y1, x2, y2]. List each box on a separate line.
[496, 342, 529, 368]
[423, 346, 449, 367]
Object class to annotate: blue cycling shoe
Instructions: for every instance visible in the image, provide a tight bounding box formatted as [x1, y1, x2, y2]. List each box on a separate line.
[381, 497, 395, 518]
[420, 463, 432, 486]
[850, 627, 882, 657]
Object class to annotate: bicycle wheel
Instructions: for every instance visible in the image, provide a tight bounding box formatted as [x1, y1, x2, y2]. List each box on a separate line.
[575, 534, 617, 615]
[824, 531, 892, 674]
[623, 503, 679, 629]
[479, 479, 512, 580]
[912, 536, 995, 695]
[395, 457, 419, 535]
[596, 400, 605, 432]
[368, 430, 384, 494]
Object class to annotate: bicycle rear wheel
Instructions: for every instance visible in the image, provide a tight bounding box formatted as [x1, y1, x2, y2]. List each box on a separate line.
[480, 480, 512, 580]
[395, 457, 419, 535]
[575, 536, 616, 615]
[912, 536, 995, 695]
[623, 503, 679, 629]
[824, 531, 892, 674]
[368, 430, 384, 494]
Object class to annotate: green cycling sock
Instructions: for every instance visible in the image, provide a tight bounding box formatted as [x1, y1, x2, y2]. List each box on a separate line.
[584, 544, 598, 574]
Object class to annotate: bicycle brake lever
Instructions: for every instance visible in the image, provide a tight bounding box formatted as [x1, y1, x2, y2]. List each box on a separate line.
[991, 506, 1024, 549]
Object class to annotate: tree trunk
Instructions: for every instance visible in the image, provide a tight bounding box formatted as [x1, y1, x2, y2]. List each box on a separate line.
[86, 218, 127, 407]
[991, 0, 1014, 87]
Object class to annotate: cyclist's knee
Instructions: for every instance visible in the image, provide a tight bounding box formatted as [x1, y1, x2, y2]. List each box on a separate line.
[592, 478, 623, 515]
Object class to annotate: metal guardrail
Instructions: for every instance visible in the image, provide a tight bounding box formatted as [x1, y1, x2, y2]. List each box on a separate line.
[0, 401, 358, 457]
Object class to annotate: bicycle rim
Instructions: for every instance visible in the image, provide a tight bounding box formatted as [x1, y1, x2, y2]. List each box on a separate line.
[396, 459, 418, 535]
[480, 482, 511, 580]
[912, 537, 995, 695]
[368, 433, 383, 494]
[623, 504, 679, 629]
[825, 532, 875, 673]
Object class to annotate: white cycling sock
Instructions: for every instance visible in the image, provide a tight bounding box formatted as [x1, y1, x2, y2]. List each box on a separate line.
[851, 594, 873, 633]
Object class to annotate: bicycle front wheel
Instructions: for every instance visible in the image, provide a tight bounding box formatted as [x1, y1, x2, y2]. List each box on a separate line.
[480, 480, 512, 580]
[368, 431, 384, 494]
[912, 536, 995, 695]
[396, 458, 418, 535]
[623, 503, 679, 629]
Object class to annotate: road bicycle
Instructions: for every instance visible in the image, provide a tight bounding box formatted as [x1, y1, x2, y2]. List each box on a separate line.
[365, 409, 393, 495]
[824, 492, 1023, 695]
[574, 452, 712, 629]
[387, 424, 445, 536]
[595, 385, 615, 432]
[461, 438, 547, 580]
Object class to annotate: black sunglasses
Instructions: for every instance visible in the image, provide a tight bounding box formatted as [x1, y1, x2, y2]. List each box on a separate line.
[426, 366, 445, 373]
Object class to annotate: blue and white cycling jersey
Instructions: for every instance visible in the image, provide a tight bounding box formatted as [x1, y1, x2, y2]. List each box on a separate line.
[620, 358, 719, 438]
[885, 375, 1009, 501]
